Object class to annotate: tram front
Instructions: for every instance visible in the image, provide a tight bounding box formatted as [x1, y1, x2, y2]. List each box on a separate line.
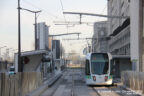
[85, 53, 113, 85]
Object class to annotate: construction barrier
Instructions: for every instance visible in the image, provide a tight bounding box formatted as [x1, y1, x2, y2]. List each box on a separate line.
[0, 72, 43, 96]
[121, 71, 144, 94]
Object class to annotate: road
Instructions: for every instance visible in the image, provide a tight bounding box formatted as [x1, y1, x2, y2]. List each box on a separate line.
[39, 68, 141, 96]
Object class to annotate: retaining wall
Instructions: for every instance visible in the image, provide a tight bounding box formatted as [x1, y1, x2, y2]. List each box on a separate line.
[0, 72, 43, 96]
[121, 71, 144, 94]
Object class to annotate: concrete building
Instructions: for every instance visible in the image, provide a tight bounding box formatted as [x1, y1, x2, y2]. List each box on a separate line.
[107, 0, 132, 77]
[36, 22, 49, 50]
[52, 40, 60, 59]
[48, 37, 52, 50]
[107, 0, 130, 55]
[92, 21, 109, 53]
[130, 0, 144, 72]
[108, 0, 144, 72]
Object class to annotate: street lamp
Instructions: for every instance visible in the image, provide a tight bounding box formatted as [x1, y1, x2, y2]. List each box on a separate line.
[20, 8, 41, 50]
[17, 0, 41, 72]
[18, 0, 22, 72]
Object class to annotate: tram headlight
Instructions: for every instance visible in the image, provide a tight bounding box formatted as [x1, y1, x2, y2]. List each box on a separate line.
[93, 76, 96, 81]
[105, 76, 108, 81]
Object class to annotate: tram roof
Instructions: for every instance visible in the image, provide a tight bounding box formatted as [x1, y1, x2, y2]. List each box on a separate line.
[85, 52, 110, 60]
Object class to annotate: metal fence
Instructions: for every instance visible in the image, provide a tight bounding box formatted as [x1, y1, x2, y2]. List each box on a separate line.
[0, 72, 43, 96]
[121, 71, 144, 94]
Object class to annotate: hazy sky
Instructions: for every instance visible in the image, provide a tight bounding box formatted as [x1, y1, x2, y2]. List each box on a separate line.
[0, 0, 107, 55]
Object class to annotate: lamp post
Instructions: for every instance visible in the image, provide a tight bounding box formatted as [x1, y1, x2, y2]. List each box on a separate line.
[17, 0, 41, 72]
[18, 0, 22, 72]
[20, 8, 41, 50]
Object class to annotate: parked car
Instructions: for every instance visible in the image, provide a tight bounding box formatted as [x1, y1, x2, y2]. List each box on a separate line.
[9, 66, 15, 75]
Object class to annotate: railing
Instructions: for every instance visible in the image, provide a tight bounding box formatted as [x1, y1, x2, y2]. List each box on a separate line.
[0, 72, 43, 96]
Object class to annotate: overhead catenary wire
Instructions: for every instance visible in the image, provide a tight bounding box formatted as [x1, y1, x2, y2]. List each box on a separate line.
[59, 0, 69, 33]
[96, 4, 107, 22]
[22, 0, 63, 19]
[93, 4, 107, 51]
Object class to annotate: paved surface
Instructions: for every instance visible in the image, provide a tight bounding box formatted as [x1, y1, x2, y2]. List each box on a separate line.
[39, 68, 142, 96]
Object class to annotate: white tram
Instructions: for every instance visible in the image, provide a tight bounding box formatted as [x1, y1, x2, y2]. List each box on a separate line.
[85, 53, 113, 85]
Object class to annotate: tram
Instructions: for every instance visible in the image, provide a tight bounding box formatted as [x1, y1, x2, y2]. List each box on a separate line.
[85, 53, 113, 85]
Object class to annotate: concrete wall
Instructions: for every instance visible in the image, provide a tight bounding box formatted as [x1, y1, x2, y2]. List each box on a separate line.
[23, 54, 43, 72]
[0, 72, 43, 96]
[130, 0, 140, 71]
[142, 0, 144, 72]
[121, 71, 144, 93]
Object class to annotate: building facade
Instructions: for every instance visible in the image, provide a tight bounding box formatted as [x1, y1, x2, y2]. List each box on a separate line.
[36, 22, 49, 50]
[52, 40, 60, 59]
[107, 0, 130, 55]
[130, 0, 144, 72]
[92, 21, 109, 53]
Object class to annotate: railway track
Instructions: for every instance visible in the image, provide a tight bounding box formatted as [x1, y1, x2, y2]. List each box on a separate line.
[91, 85, 119, 96]
[71, 68, 74, 96]
[91, 84, 141, 96]
[92, 87, 101, 96]
[50, 69, 76, 96]
[40, 68, 141, 96]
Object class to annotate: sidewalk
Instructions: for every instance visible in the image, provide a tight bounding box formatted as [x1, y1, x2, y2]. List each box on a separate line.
[26, 72, 62, 96]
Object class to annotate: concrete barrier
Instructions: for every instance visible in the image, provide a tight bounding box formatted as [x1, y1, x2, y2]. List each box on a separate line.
[121, 71, 144, 94]
[26, 73, 62, 96]
[0, 72, 43, 96]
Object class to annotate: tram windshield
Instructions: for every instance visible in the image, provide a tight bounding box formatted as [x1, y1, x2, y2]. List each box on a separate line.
[91, 53, 109, 75]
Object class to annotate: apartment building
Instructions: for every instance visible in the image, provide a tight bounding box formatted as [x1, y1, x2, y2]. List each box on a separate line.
[130, 0, 144, 72]
[92, 21, 109, 53]
[36, 22, 49, 50]
[108, 0, 130, 55]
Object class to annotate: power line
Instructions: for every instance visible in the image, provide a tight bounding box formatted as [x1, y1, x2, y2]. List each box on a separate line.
[60, 0, 64, 11]
[59, 0, 68, 33]
[63, 12, 129, 18]
[22, 0, 62, 19]
[97, 4, 107, 22]
[49, 32, 81, 37]
[101, 4, 107, 15]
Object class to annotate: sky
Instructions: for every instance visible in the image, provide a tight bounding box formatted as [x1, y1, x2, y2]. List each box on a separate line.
[0, 0, 107, 55]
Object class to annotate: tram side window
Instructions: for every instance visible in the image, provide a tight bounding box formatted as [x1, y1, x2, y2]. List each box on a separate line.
[85, 60, 90, 75]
